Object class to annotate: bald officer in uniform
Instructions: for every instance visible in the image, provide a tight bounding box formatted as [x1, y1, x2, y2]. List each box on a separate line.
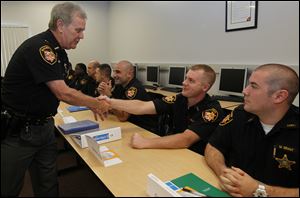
[100, 64, 224, 155]
[1, 2, 108, 197]
[101, 60, 159, 133]
[205, 64, 299, 197]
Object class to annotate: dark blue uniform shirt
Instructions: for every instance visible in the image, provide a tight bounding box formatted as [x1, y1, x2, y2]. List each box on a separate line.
[2, 29, 69, 117]
[112, 78, 159, 133]
[209, 105, 299, 187]
[153, 94, 224, 155]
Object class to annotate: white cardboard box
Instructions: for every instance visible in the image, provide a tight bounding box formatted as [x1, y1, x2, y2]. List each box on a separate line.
[86, 136, 122, 167]
[70, 127, 122, 148]
[147, 173, 181, 197]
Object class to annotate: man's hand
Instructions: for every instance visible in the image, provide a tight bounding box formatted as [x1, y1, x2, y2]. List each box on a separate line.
[90, 99, 110, 121]
[97, 95, 111, 103]
[130, 133, 149, 149]
[98, 80, 112, 97]
[219, 166, 258, 197]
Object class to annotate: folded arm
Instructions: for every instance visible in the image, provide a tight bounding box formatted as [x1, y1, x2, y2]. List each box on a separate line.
[205, 143, 299, 197]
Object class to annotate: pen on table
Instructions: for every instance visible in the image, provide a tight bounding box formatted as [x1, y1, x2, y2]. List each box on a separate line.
[182, 186, 207, 197]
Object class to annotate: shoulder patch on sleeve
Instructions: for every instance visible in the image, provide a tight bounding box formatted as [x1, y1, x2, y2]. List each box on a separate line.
[219, 111, 233, 126]
[202, 108, 219, 122]
[126, 87, 137, 99]
[39, 45, 57, 65]
[162, 95, 176, 104]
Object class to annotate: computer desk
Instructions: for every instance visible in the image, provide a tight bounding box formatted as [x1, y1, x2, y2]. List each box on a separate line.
[146, 88, 242, 111]
[55, 102, 222, 196]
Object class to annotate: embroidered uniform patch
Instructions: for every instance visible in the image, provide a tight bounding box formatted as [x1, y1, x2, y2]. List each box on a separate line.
[202, 108, 218, 122]
[275, 154, 296, 171]
[39, 45, 57, 65]
[126, 87, 137, 99]
[219, 111, 233, 126]
[162, 95, 176, 104]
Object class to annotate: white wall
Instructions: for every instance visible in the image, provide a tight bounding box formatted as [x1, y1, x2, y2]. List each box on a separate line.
[1, 1, 110, 65]
[108, 1, 299, 106]
[1, 1, 299, 105]
[108, 1, 299, 65]
[2, 1, 298, 65]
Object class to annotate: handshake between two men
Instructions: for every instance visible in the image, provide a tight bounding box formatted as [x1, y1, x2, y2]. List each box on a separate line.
[90, 95, 119, 121]
[88, 95, 111, 121]
[92, 95, 132, 121]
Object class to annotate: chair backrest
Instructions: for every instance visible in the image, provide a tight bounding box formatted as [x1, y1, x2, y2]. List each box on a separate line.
[157, 112, 173, 137]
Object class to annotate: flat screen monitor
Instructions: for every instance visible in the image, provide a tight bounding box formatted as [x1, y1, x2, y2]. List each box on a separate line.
[133, 65, 137, 79]
[146, 65, 160, 85]
[218, 68, 249, 97]
[168, 66, 186, 88]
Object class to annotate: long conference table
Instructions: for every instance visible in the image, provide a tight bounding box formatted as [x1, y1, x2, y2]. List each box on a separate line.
[55, 102, 223, 196]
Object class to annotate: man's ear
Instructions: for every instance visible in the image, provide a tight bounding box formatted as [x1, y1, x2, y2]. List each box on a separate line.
[56, 19, 64, 33]
[202, 83, 210, 92]
[273, 89, 289, 104]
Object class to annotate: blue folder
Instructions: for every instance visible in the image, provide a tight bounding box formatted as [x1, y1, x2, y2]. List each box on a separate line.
[67, 106, 89, 112]
[58, 120, 99, 134]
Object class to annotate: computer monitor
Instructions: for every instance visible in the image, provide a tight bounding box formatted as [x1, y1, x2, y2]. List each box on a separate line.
[146, 65, 160, 85]
[167, 66, 186, 88]
[218, 67, 249, 97]
[133, 65, 138, 79]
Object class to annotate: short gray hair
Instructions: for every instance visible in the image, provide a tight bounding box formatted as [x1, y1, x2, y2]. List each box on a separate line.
[48, 2, 87, 30]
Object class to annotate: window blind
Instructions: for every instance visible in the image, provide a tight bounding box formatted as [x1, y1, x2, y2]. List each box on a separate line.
[1, 25, 29, 76]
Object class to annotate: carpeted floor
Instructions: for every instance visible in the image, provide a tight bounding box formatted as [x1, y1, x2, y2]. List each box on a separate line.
[19, 133, 113, 197]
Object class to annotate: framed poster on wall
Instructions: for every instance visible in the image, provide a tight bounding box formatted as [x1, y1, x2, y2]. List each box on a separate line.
[226, 1, 258, 32]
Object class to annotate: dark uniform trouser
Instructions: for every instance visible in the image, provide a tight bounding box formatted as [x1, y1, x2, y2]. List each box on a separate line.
[1, 118, 58, 197]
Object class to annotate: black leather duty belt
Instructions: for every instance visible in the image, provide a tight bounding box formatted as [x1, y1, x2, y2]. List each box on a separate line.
[1, 106, 53, 126]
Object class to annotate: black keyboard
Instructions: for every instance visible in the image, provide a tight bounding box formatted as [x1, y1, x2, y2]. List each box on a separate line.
[144, 85, 156, 90]
[160, 87, 182, 93]
[211, 95, 244, 102]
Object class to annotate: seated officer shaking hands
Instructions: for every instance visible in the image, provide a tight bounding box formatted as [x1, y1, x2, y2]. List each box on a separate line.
[100, 60, 159, 133]
[99, 64, 224, 155]
[205, 64, 299, 197]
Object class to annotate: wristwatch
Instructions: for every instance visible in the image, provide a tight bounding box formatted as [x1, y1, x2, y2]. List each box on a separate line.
[253, 184, 268, 197]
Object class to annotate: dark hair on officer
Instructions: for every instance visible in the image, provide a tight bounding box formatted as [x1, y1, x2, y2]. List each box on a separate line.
[98, 63, 112, 79]
[75, 63, 87, 74]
